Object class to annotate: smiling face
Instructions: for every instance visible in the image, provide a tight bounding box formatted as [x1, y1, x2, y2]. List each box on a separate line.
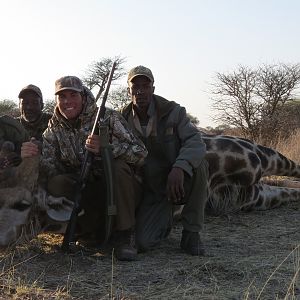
[56, 90, 84, 120]
[127, 76, 155, 114]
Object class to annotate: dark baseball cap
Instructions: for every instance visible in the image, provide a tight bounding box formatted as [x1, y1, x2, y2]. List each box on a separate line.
[127, 65, 154, 83]
[18, 84, 43, 99]
[55, 76, 83, 95]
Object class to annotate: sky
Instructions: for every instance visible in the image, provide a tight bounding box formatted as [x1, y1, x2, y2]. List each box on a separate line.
[0, 0, 300, 127]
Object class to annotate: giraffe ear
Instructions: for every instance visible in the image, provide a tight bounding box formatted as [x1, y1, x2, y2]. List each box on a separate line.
[46, 196, 74, 222]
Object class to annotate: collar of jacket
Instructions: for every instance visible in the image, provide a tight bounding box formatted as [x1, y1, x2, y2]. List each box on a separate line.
[122, 94, 178, 121]
[19, 113, 50, 129]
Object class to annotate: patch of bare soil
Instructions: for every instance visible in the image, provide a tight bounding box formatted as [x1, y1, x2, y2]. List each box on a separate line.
[1, 202, 299, 300]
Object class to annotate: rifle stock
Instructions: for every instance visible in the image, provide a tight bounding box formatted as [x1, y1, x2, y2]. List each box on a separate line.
[61, 62, 117, 252]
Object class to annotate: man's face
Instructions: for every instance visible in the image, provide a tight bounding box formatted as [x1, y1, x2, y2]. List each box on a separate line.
[19, 91, 42, 123]
[128, 76, 155, 113]
[56, 90, 83, 120]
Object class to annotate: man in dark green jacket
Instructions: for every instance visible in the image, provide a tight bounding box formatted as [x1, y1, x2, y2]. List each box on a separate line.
[122, 66, 208, 256]
[17, 84, 52, 141]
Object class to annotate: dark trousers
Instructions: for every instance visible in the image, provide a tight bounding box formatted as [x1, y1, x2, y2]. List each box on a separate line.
[135, 159, 208, 251]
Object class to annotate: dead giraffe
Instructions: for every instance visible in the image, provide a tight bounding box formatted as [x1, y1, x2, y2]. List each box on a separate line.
[0, 134, 299, 247]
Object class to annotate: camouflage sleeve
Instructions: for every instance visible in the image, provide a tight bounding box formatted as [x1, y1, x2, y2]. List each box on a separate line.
[107, 110, 147, 165]
[39, 128, 66, 180]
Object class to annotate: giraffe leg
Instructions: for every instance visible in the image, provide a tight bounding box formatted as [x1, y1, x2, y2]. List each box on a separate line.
[239, 183, 300, 211]
[260, 178, 300, 188]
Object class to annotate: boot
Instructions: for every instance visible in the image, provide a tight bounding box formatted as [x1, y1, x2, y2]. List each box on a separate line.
[115, 228, 137, 261]
[180, 229, 205, 256]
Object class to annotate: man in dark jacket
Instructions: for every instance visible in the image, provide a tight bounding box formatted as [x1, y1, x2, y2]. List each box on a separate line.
[122, 65, 208, 256]
[18, 84, 52, 141]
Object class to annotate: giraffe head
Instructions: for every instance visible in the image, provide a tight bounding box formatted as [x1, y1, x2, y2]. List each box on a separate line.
[0, 147, 73, 247]
[0, 187, 33, 247]
[0, 185, 73, 247]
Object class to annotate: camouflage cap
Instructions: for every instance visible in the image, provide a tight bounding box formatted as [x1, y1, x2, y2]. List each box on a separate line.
[127, 65, 154, 83]
[18, 84, 43, 99]
[55, 76, 83, 95]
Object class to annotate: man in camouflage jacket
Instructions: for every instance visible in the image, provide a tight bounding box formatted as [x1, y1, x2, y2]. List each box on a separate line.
[22, 76, 147, 261]
[17, 84, 52, 141]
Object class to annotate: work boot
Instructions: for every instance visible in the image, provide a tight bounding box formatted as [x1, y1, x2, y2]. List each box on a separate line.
[180, 229, 205, 256]
[115, 228, 137, 261]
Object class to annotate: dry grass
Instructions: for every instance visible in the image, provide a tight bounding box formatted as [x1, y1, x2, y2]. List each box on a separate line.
[1, 204, 299, 299]
[260, 129, 300, 188]
[270, 129, 300, 164]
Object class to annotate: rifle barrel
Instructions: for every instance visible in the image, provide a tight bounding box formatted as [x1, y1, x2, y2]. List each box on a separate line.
[91, 61, 117, 135]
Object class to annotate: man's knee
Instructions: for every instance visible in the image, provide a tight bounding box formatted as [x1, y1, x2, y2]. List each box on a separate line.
[136, 226, 172, 252]
[47, 174, 76, 199]
[135, 211, 172, 252]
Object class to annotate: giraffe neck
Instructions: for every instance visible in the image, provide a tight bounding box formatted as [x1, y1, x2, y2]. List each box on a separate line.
[252, 144, 300, 178]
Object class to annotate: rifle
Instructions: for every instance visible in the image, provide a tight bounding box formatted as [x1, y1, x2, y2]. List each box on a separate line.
[61, 62, 117, 252]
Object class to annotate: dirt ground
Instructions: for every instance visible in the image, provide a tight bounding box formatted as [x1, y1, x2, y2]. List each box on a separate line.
[0, 201, 299, 300]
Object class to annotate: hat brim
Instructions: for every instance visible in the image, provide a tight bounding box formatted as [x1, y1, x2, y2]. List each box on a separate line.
[18, 88, 42, 98]
[128, 74, 154, 83]
[55, 87, 82, 95]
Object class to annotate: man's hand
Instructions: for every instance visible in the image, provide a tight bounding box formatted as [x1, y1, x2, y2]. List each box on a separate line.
[85, 134, 101, 155]
[21, 138, 40, 158]
[166, 167, 185, 204]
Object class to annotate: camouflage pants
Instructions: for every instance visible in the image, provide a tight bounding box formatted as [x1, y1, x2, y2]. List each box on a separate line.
[47, 159, 140, 239]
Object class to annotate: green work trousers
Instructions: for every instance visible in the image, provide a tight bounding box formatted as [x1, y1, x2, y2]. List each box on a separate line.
[136, 159, 208, 251]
